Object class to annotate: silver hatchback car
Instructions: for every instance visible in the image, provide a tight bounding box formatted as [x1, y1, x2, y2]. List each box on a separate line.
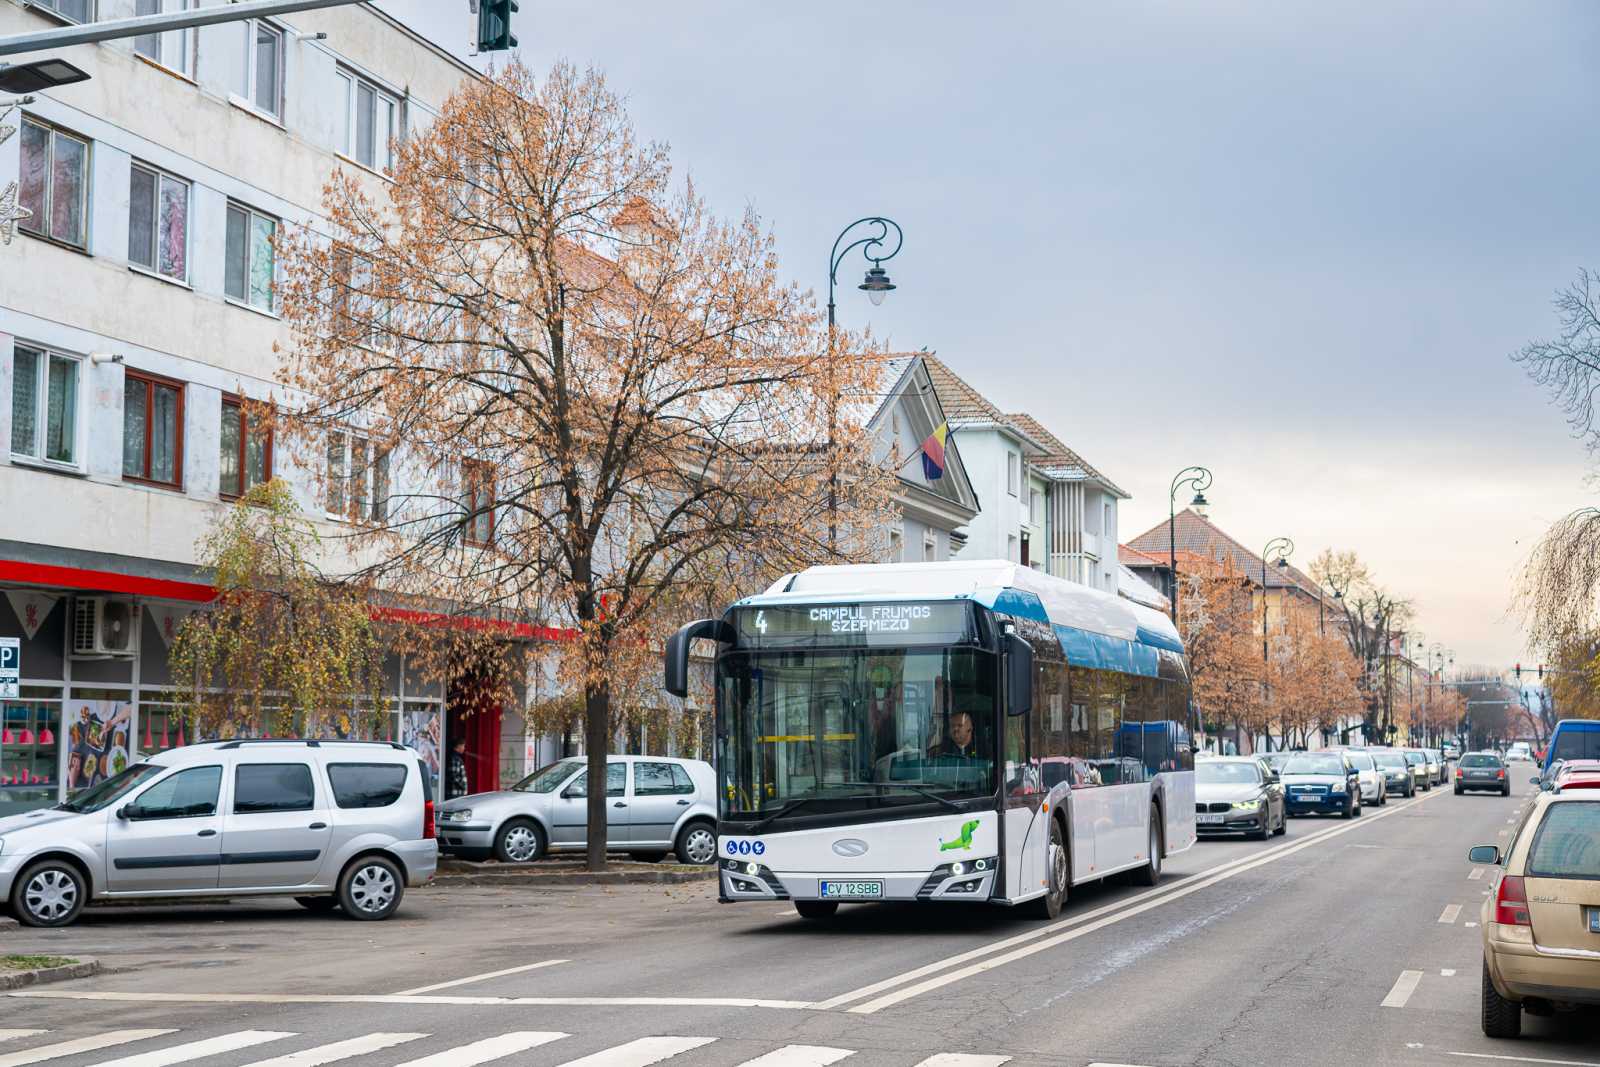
[0, 739, 437, 927]
[437, 755, 718, 865]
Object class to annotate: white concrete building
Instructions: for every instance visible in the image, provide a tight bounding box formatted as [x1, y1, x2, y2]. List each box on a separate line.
[0, 1, 491, 815]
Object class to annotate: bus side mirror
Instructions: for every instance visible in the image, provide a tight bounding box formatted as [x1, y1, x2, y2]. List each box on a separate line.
[1005, 633, 1033, 717]
[663, 619, 736, 698]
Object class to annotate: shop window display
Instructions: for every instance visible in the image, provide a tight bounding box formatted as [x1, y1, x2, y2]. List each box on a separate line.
[1, 688, 62, 815]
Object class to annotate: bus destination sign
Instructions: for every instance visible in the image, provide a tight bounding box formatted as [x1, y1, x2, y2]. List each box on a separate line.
[735, 602, 971, 642]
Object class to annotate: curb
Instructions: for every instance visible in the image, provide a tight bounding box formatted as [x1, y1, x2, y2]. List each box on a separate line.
[432, 866, 715, 887]
[0, 917, 17, 934]
[0, 958, 99, 991]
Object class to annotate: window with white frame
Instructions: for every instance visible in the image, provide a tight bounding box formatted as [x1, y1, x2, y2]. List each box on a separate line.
[128, 162, 189, 281]
[1007, 534, 1019, 563]
[1103, 500, 1112, 534]
[923, 529, 937, 562]
[133, 0, 195, 78]
[18, 116, 89, 249]
[224, 202, 277, 311]
[1006, 451, 1019, 497]
[1030, 485, 1043, 526]
[888, 527, 903, 563]
[337, 69, 403, 172]
[327, 429, 390, 523]
[30, 0, 92, 23]
[10, 343, 81, 467]
[238, 19, 284, 118]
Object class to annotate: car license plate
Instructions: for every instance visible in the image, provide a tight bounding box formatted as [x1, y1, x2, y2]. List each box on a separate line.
[1197, 814, 1225, 824]
[1589, 909, 1600, 935]
[818, 880, 883, 899]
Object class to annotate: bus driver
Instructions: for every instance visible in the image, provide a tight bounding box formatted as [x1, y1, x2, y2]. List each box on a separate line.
[930, 710, 979, 760]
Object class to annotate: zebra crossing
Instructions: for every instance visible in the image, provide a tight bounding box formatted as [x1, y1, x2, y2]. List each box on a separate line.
[0, 1028, 1015, 1067]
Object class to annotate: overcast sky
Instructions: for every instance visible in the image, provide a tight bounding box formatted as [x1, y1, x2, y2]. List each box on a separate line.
[378, 0, 1600, 669]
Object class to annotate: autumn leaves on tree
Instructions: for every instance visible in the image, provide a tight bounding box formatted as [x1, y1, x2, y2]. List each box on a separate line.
[269, 63, 896, 868]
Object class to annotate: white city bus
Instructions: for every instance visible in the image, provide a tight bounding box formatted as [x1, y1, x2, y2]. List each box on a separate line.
[663, 560, 1197, 919]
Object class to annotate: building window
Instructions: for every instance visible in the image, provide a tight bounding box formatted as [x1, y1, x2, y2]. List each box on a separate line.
[1030, 486, 1044, 526]
[1006, 452, 1019, 497]
[10, 343, 80, 467]
[327, 430, 390, 522]
[220, 396, 272, 498]
[128, 162, 189, 281]
[332, 246, 389, 349]
[18, 117, 89, 249]
[224, 202, 277, 311]
[337, 69, 403, 172]
[238, 19, 284, 118]
[30, 0, 92, 23]
[133, 0, 195, 78]
[1007, 534, 1019, 563]
[888, 527, 903, 563]
[461, 459, 495, 546]
[923, 529, 937, 562]
[122, 370, 184, 488]
[1103, 500, 1112, 535]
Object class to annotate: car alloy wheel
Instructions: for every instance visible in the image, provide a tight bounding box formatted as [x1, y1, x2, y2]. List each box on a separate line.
[502, 824, 540, 863]
[681, 825, 716, 865]
[23, 868, 79, 925]
[348, 863, 397, 915]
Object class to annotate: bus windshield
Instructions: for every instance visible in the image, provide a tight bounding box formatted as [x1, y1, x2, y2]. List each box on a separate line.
[717, 646, 997, 820]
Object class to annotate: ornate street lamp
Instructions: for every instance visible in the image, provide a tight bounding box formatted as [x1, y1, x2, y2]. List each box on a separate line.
[1166, 466, 1212, 623]
[1262, 536, 1293, 662]
[825, 217, 904, 549]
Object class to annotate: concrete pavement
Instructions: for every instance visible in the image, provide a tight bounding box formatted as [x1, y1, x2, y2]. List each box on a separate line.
[2, 768, 1593, 1066]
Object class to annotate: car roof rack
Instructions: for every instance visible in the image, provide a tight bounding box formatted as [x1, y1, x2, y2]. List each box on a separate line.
[214, 738, 408, 751]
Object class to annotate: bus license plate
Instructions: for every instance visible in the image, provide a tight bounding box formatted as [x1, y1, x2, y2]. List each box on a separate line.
[1588, 909, 1599, 935]
[1197, 814, 1225, 825]
[819, 880, 883, 900]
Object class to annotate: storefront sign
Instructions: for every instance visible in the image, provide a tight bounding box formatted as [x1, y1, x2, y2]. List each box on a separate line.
[0, 637, 18, 698]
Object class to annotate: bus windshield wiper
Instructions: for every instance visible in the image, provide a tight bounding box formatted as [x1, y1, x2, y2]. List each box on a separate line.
[838, 781, 963, 812]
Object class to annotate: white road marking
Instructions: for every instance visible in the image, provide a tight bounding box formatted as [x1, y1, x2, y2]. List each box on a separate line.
[1468, 867, 1485, 880]
[87, 1031, 295, 1067]
[236, 1033, 429, 1067]
[555, 1037, 717, 1066]
[1466, 922, 1480, 928]
[0, 1031, 177, 1067]
[7, 991, 810, 1010]
[1441, 969, 1457, 977]
[915, 1057, 1013, 1067]
[0, 1037, 44, 1047]
[1381, 970, 1424, 1008]
[735, 1046, 854, 1066]
[1444, 1052, 1600, 1066]
[842, 788, 1448, 1014]
[1497, 830, 1508, 837]
[394, 960, 568, 995]
[1438, 905, 1462, 924]
[391, 1032, 569, 1067]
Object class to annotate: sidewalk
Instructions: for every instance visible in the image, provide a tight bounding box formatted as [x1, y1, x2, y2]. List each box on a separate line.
[433, 857, 715, 887]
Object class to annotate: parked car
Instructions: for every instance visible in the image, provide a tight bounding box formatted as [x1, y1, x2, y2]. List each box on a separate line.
[1541, 720, 1600, 777]
[1280, 752, 1363, 819]
[1343, 750, 1388, 807]
[0, 739, 436, 928]
[436, 755, 718, 866]
[1260, 751, 1297, 777]
[1403, 749, 1433, 791]
[1194, 756, 1286, 839]
[1421, 749, 1445, 786]
[1443, 742, 1462, 761]
[1369, 749, 1416, 798]
[1469, 790, 1600, 1037]
[1548, 759, 1600, 793]
[1456, 751, 1510, 796]
[1506, 742, 1534, 762]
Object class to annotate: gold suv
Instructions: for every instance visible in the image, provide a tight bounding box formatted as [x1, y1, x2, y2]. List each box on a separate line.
[1469, 791, 1600, 1038]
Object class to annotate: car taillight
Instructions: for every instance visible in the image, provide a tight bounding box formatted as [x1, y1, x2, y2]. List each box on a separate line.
[1495, 875, 1530, 926]
[1456, 768, 1464, 779]
[423, 799, 436, 840]
[1496, 769, 1505, 780]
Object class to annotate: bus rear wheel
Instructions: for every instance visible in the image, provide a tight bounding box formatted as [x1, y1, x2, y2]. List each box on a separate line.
[794, 900, 839, 919]
[1028, 818, 1067, 919]
[1130, 815, 1162, 887]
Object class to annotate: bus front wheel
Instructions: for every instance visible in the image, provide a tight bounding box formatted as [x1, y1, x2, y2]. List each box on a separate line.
[794, 900, 839, 919]
[1029, 818, 1067, 919]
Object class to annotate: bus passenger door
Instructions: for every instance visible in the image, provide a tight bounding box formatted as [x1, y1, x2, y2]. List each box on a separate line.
[1003, 710, 1046, 900]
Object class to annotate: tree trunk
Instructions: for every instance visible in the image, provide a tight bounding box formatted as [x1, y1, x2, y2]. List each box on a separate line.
[584, 679, 611, 872]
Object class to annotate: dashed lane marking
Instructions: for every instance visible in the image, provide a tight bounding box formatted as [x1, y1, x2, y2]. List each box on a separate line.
[0, 1038, 43, 1047]
[1444, 1052, 1600, 1066]
[0, 1030, 177, 1067]
[1381, 970, 1424, 1008]
[1438, 905, 1462, 924]
[916, 1057, 1013, 1066]
[1468, 868, 1485, 880]
[1441, 969, 1457, 977]
[393, 960, 568, 995]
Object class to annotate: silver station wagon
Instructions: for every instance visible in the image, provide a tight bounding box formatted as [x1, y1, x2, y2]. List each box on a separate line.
[437, 755, 719, 865]
[0, 739, 437, 927]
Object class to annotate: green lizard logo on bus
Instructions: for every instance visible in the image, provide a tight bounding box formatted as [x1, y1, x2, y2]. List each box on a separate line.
[939, 819, 980, 852]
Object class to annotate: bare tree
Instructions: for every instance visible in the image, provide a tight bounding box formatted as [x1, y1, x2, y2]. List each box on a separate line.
[1309, 549, 1410, 739]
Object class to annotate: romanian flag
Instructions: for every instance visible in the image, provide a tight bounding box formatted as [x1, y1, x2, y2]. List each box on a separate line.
[920, 422, 949, 481]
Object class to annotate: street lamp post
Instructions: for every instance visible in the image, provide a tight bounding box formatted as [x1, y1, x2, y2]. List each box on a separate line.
[1166, 466, 1212, 623]
[825, 217, 903, 552]
[1261, 536, 1293, 662]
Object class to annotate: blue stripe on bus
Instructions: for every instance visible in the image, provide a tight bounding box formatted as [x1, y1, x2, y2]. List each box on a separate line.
[1135, 625, 1185, 654]
[985, 587, 1167, 678]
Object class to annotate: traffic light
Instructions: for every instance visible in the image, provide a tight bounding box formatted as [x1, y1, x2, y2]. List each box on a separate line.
[477, 0, 518, 52]
[1515, 663, 1522, 680]
[1538, 665, 1544, 679]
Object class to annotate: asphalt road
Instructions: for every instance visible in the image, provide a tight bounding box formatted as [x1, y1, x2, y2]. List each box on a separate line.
[3, 764, 1595, 1067]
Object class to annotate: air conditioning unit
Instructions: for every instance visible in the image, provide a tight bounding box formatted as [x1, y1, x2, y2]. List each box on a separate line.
[72, 598, 140, 658]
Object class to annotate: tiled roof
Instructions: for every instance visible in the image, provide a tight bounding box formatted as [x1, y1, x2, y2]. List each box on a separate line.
[1125, 509, 1326, 596]
[1004, 413, 1129, 499]
[920, 353, 1012, 426]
